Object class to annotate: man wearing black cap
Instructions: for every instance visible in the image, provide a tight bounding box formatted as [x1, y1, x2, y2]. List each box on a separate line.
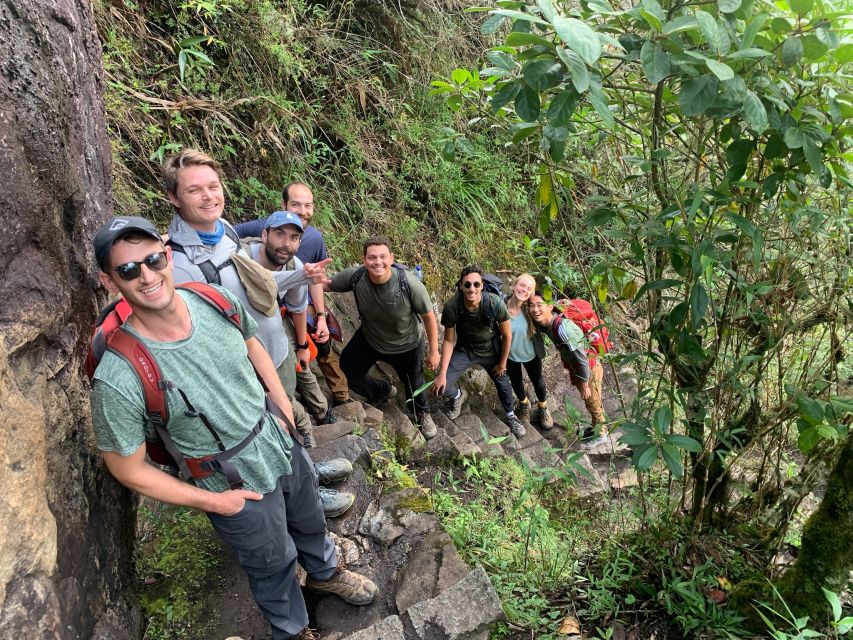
[90, 216, 377, 640]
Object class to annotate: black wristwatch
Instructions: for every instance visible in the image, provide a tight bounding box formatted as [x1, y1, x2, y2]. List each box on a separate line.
[297, 341, 310, 350]
[316, 311, 328, 318]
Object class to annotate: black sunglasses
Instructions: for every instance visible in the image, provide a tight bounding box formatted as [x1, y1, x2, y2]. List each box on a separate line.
[114, 252, 169, 281]
[462, 280, 482, 289]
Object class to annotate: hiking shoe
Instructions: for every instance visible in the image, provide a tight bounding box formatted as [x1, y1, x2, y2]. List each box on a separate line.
[315, 406, 336, 425]
[319, 487, 355, 518]
[375, 384, 398, 404]
[506, 414, 526, 438]
[446, 388, 468, 420]
[514, 398, 531, 418]
[581, 434, 608, 450]
[306, 561, 378, 606]
[536, 406, 554, 430]
[300, 430, 316, 449]
[418, 413, 438, 440]
[292, 628, 319, 640]
[314, 458, 353, 485]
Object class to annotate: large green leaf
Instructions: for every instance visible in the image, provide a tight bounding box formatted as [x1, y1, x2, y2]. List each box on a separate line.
[546, 88, 579, 125]
[552, 16, 602, 64]
[537, 0, 557, 21]
[742, 91, 767, 132]
[585, 207, 619, 225]
[803, 137, 825, 174]
[493, 9, 550, 26]
[557, 47, 590, 93]
[523, 59, 562, 90]
[486, 50, 516, 72]
[837, 43, 853, 65]
[706, 59, 734, 80]
[719, 0, 742, 13]
[641, 41, 671, 84]
[801, 34, 829, 60]
[491, 82, 521, 111]
[679, 75, 719, 116]
[696, 11, 723, 54]
[741, 13, 769, 49]
[661, 444, 684, 477]
[789, 0, 814, 16]
[636, 445, 659, 470]
[781, 35, 804, 66]
[588, 92, 614, 128]
[481, 14, 507, 35]
[662, 15, 698, 35]
[690, 282, 709, 327]
[797, 396, 825, 425]
[727, 48, 772, 60]
[784, 127, 805, 149]
[505, 32, 555, 48]
[515, 85, 541, 121]
[665, 434, 703, 453]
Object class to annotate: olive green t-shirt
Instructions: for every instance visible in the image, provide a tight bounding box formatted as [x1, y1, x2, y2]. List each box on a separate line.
[329, 266, 432, 354]
[91, 286, 294, 495]
[441, 292, 510, 357]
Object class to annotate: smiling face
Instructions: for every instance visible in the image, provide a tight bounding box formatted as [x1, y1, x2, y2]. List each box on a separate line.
[460, 272, 484, 307]
[283, 183, 314, 227]
[363, 243, 394, 283]
[99, 238, 176, 314]
[528, 294, 554, 326]
[261, 224, 303, 267]
[512, 274, 536, 302]
[168, 164, 225, 232]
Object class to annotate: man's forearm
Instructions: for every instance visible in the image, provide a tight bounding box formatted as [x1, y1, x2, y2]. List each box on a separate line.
[439, 337, 455, 377]
[291, 310, 308, 345]
[308, 283, 325, 313]
[422, 312, 439, 355]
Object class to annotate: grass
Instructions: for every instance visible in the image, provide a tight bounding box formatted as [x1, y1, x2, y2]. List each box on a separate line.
[136, 505, 223, 640]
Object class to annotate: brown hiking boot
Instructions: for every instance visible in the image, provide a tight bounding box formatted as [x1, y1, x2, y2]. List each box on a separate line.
[292, 628, 319, 640]
[305, 561, 378, 605]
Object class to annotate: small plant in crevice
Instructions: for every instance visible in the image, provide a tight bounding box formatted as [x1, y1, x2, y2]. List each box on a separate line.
[136, 505, 223, 640]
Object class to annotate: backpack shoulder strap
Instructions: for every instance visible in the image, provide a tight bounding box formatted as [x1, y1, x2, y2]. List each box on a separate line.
[166, 239, 231, 285]
[349, 266, 367, 317]
[223, 223, 241, 248]
[392, 264, 414, 307]
[104, 327, 170, 428]
[177, 282, 242, 331]
[482, 292, 500, 325]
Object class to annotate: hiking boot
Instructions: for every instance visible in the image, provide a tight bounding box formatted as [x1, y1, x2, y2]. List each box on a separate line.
[506, 414, 526, 438]
[300, 430, 316, 449]
[375, 384, 398, 404]
[315, 406, 337, 425]
[536, 405, 554, 430]
[319, 487, 355, 518]
[292, 628, 319, 640]
[306, 561, 378, 605]
[581, 429, 609, 450]
[446, 388, 468, 420]
[514, 398, 531, 418]
[418, 413, 438, 440]
[314, 458, 353, 485]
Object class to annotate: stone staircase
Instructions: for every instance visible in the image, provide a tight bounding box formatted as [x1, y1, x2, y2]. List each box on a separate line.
[212, 291, 639, 639]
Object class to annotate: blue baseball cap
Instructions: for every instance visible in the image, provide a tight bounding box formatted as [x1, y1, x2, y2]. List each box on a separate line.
[264, 211, 304, 232]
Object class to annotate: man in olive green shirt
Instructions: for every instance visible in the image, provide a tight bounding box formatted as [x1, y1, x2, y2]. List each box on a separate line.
[326, 236, 440, 439]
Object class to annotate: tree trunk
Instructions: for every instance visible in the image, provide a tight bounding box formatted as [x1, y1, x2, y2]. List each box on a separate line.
[0, 0, 139, 637]
[776, 434, 853, 622]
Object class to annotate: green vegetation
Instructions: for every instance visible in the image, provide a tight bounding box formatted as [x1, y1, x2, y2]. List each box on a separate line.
[136, 505, 223, 639]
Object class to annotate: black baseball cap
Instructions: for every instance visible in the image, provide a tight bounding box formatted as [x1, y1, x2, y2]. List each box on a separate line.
[93, 216, 162, 270]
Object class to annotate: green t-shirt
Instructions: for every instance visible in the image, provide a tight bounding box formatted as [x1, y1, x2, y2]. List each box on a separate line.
[329, 265, 432, 354]
[91, 286, 294, 495]
[441, 292, 509, 357]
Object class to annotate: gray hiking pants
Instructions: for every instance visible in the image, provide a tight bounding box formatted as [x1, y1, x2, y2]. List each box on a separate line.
[440, 346, 515, 414]
[207, 444, 337, 639]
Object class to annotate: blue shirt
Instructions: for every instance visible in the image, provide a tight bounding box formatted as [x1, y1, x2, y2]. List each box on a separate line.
[508, 311, 536, 363]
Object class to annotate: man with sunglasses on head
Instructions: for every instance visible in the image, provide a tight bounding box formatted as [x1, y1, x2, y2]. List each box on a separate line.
[433, 265, 526, 438]
[161, 148, 354, 517]
[89, 217, 377, 640]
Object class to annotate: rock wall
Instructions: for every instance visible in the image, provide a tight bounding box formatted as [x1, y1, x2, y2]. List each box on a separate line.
[0, 0, 139, 637]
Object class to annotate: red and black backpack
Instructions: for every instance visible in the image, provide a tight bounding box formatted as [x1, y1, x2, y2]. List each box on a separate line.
[86, 282, 294, 489]
[550, 299, 612, 370]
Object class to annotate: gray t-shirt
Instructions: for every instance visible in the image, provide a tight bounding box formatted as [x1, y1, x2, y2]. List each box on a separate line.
[91, 287, 294, 495]
[168, 216, 308, 368]
[329, 266, 432, 354]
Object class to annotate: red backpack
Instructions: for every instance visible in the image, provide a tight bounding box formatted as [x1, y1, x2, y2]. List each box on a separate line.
[551, 299, 612, 369]
[86, 282, 294, 489]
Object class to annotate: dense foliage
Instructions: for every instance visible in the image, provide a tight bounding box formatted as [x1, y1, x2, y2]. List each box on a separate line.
[434, 0, 852, 630]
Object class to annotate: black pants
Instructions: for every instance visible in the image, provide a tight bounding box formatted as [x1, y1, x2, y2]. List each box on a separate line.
[439, 346, 515, 414]
[340, 328, 430, 416]
[507, 357, 547, 403]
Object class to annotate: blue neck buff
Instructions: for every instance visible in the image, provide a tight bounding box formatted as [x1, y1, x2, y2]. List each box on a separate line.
[196, 220, 225, 246]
